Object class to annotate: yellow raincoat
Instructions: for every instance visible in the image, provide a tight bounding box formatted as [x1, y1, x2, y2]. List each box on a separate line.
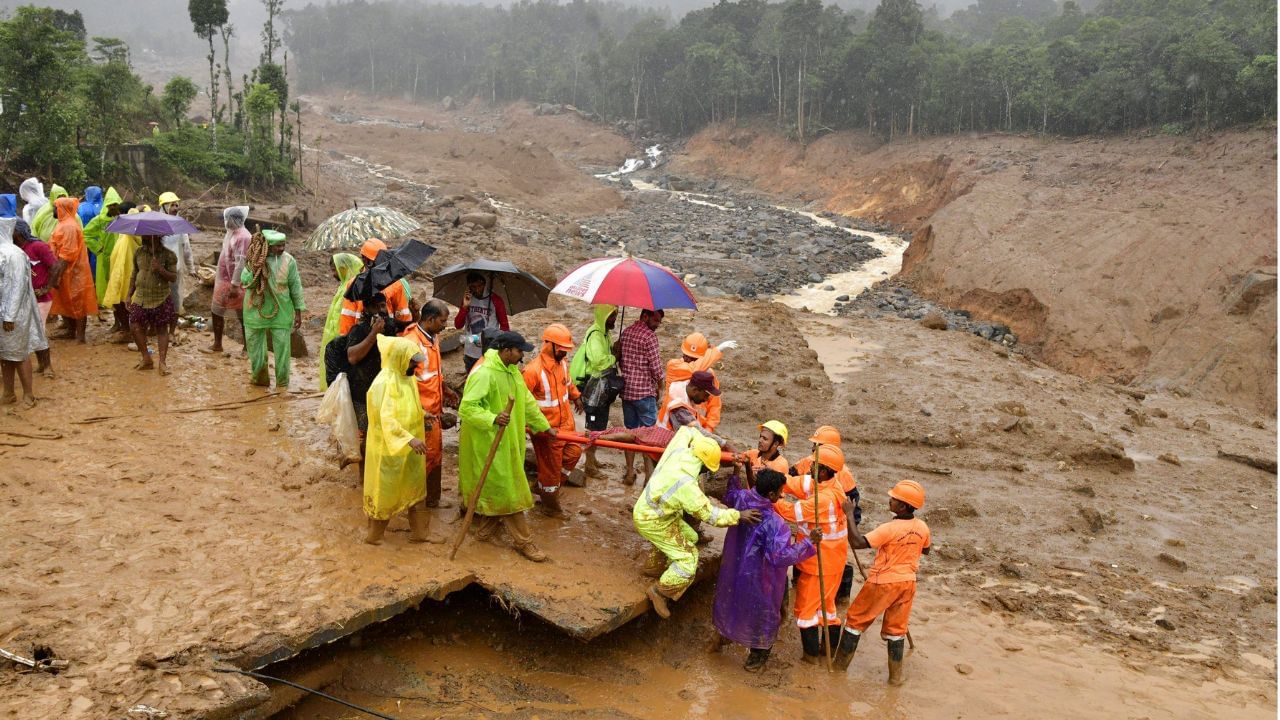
[363, 335, 428, 521]
[458, 347, 551, 516]
[102, 215, 144, 307]
[319, 253, 363, 391]
[633, 426, 740, 598]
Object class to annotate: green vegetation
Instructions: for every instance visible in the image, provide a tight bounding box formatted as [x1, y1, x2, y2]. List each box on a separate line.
[0, 4, 298, 189]
[287, 0, 1276, 138]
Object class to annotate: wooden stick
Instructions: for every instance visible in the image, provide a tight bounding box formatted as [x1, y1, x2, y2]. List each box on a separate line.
[449, 397, 515, 561]
[812, 445, 834, 672]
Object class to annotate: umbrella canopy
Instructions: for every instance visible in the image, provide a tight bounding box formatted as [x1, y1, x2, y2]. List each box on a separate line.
[433, 259, 550, 315]
[345, 239, 437, 302]
[306, 206, 420, 250]
[551, 256, 696, 311]
[105, 211, 198, 236]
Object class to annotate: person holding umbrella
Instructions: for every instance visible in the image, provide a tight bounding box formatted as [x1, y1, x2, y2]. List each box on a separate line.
[336, 238, 414, 336]
[240, 229, 305, 389]
[454, 272, 509, 373]
[126, 234, 177, 375]
[457, 331, 554, 562]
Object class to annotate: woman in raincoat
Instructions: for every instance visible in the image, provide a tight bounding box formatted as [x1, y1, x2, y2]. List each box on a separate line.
[457, 337, 554, 562]
[82, 187, 122, 309]
[19, 178, 45, 224]
[0, 216, 48, 407]
[318, 253, 363, 390]
[569, 303, 618, 477]
[205, 206, 251, 354]
[32, 184, 70, 241]
[77, 186, 103, 226]
[103, 205, 143, 334]
[0, 194, 17, 219]
[362, 335, 430, 545]
[48, 197, 96, 342]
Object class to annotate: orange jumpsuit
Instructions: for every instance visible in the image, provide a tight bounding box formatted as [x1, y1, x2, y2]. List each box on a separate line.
[522, 345, 581, 492]
[338, 278, 411, 334]
[843, 518, 931, 639]
[743, 448, 789, 474]
[657, 347, 723, 431]
[48, 197, 97, 319]
[775, 476, 848, 628]
[790, 456, 857, 495]
[401, 323, 445, 489]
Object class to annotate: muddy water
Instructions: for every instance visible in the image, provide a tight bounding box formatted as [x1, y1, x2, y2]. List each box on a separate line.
[276, 585, 1273, 720]
[620, 177, 907, 314]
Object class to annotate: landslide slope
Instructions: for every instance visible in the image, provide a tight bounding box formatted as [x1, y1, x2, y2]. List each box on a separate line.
[671, 123, 1277, 413]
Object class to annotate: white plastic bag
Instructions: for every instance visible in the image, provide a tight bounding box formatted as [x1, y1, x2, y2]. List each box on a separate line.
[316, 373, 362, 463]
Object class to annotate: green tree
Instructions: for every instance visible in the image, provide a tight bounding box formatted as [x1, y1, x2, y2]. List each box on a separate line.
[189, 0, 228, 145]
[83, 46, 146, 175]
[244, 82, 280, 186]
[162, 76, 199, 128]
[0, 7, 87, 181]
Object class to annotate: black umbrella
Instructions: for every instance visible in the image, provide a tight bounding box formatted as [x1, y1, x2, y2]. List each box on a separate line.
[432, 259, 550, 315]
[344, 239, 437, 302]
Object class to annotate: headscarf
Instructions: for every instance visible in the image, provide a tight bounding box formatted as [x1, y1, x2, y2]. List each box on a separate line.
[19, 178, 45, 224]
[78, 186, 103, 226]
[320, 253, 364, 390]
[32, 184, 68, 241]
[0, 195, 16, 219]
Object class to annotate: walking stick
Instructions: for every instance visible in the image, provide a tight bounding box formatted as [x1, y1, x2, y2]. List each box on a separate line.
[812, 445, 835, 672]
[449, 397, 516, 561]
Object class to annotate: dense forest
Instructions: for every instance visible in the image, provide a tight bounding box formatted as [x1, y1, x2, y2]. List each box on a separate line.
[286, 0, 1276, 139]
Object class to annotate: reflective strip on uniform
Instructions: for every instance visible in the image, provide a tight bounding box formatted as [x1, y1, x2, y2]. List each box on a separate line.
[340, 308, 361, 318]
[646, 474, 695, 511]
[708, 506, 723, 524]
[395, 308, 412, 319]
[666, 562, 694, 579]
[536, 369, 569, 409]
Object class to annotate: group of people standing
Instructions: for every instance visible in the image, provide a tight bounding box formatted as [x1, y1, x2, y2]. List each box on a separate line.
[322, 237, 932, 681]
[0, 179, 193, 401]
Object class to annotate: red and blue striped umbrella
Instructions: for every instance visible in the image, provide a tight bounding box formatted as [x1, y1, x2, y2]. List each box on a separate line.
[551, 256, 697, 310]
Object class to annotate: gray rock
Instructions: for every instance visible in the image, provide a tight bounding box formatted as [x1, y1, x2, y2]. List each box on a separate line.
[835, 294, 850, 302]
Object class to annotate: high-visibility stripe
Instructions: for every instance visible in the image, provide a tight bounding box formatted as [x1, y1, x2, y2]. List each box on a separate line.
[340, 308, 361, 318]
[646, 473, 694, 511]
[536, 369, 569, 408]
[666, 562, 694, 579]
[394, 308, 412, 319]
[708, 506, 723, 525]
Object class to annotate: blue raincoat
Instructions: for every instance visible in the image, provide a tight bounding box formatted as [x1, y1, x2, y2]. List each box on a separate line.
[0, 195, 16, 219]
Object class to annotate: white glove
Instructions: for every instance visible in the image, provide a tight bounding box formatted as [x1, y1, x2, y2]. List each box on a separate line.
[716, 340, 738, 352]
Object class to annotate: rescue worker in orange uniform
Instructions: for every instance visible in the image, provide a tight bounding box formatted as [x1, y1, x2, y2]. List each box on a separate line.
[658, 332, 736, 432]
[774, 444, 848, 664]
[401, 298, 459, 508]
[337, 239, 412, 335]
[522, 323, 583, 518]
[789, 425, 861, 600]
[834, 480, 930, 685]
[739, 420, 789, 475]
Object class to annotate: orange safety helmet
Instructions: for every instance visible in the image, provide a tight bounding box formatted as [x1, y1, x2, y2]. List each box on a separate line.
[681, 332, 709, 359]
[889, 479, 926, 509]
[815, 444, 845, 475]
[360, 238, 387, 261]
[542, 323, 574, 349]
[809, 425, 842, 445]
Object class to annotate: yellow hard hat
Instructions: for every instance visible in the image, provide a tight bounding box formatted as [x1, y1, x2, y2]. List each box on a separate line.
[158, 191, 181, 206]
[759, 420, 789, 445]
[690, 434, 722, 472]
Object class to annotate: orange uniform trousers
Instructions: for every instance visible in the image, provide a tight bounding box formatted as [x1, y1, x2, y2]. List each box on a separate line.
[794, 568, 844, 628]
[843, 580, 916, 639]
[532, 435, 582, 492]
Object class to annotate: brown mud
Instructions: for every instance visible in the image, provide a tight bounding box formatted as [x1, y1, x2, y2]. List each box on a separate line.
[1, 97, 1275, 719]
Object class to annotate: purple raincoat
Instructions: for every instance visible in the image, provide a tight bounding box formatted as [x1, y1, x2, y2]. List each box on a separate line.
[713, 473, 816, 649]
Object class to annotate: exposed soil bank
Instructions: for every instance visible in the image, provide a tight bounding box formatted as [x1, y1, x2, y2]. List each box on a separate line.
[670, 122, 1278, 413]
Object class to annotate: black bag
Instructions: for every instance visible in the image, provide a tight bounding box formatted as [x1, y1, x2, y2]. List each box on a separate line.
[583, 366, 624, 407]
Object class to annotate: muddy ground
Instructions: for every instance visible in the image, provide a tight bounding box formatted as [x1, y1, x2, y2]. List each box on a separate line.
[0, 97, 1275, 719]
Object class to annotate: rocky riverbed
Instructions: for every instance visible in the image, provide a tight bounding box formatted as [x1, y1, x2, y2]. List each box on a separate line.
[581, 176, 895, 299]
[837, 280, 1021, 347]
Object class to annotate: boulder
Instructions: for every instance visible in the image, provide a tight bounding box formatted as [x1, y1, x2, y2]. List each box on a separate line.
[920, 311, 949, 330]
[458, 212, 497, 229]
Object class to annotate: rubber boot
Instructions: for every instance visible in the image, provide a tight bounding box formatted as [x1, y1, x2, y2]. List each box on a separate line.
[799, 627, 823, 664]
[535, 488, 568, 519]
[887, 638, 906, 686]
[364, 518, 389, 545]
[646, 584, 672, 619]
[407, 506, 430, 543]
[832, 629, 860, 671]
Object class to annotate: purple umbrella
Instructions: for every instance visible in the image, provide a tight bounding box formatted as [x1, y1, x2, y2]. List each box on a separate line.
[105, 211, 199, 236]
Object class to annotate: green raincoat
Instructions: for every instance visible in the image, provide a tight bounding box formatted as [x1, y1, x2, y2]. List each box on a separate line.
[363, 335, 428, 520]
[319, 253, 364, 390]
[569, 303, 617, 386]
[240, 251, 305, 329]
[83, 187, 122, 304]
[32, 184, 69, 241]
[458, 348, 552, 516]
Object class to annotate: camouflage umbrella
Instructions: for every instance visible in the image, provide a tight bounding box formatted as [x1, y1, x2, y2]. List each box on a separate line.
[305, 204, 420, 250]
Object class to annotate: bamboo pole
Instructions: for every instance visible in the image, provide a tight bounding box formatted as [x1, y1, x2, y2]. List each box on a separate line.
[449, 397, 515, 561]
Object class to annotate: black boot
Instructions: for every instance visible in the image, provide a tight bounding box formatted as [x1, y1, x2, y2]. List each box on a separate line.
[837, 563, 854, 603]
[887, 638, 906, 685]
[799, 626, 822, 664]
[833, 629, 860, 671]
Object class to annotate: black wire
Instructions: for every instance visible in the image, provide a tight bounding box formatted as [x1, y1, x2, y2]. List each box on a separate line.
[212, 666, 403, 720]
